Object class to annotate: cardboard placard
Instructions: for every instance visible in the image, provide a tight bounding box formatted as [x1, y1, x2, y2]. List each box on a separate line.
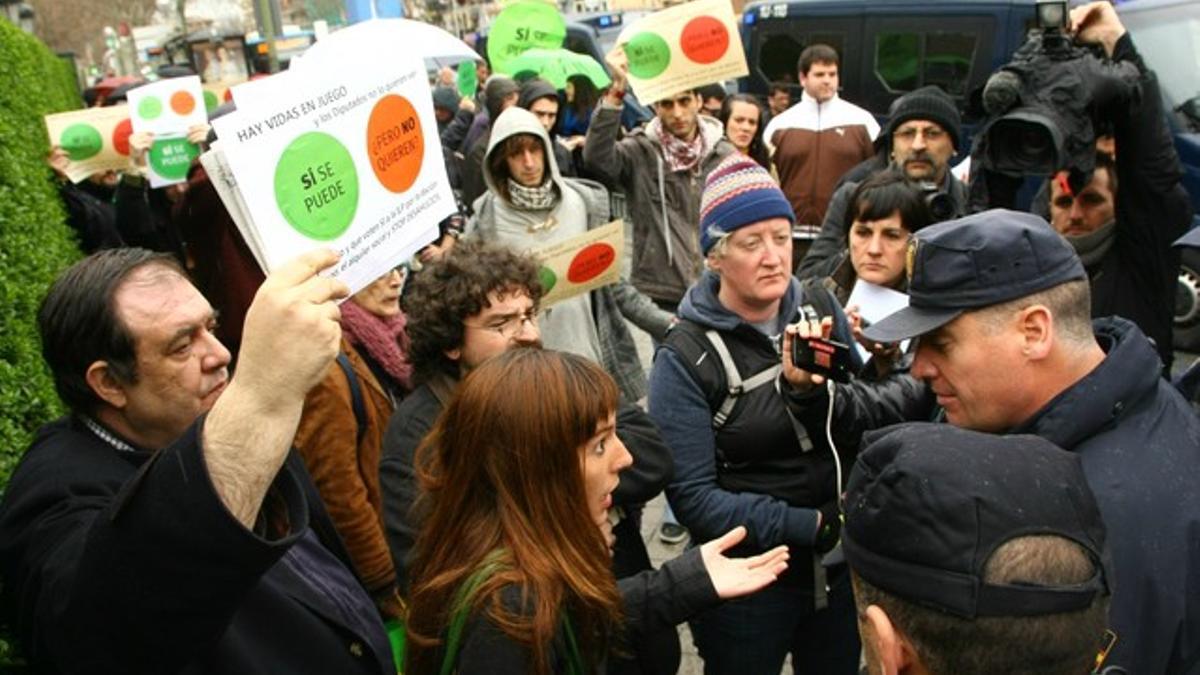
[617, 0, 747, 103]
[128, 75, 208, 186]
[44, 105, 133, 183]
[210, 25, 453, 294]
[534, 220, 624, 306]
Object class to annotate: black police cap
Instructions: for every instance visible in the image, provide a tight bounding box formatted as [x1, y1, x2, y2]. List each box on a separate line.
[862, 209, 1086, 343]
[842, 423, 1111, 619]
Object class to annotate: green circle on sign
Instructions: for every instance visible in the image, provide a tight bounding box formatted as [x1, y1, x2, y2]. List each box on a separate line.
[538, 266, 557, 294]
[203, 90, 220, 113]
[138, 96, 163, 120]
[148, 137, 200, 180]
[626, 32, 671, 79]
[273, 132, 360, 241]
[487, 1, 566, 75]
[60, 123, 103, 161]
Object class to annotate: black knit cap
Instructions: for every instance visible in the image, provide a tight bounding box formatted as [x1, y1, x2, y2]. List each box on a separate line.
[884, 85, 962, 151]
[432, 86, 460, 113]
[843, 423, 1112, 619]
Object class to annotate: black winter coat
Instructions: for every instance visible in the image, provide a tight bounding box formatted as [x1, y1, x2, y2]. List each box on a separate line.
[1083, 34, 1191, 372]
[0, 417, 395, 675]
[788, 317, 1200, 673]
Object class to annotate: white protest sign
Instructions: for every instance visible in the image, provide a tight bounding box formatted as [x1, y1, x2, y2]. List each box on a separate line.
[847, 279, 911, 361]
[212, 27, 452, 294]
[533, 220, 624, 307]
[198, 143, 265, 270]
[44, 105, 133, 183]
[128, 76, 208, 187]
[617, 0, 747, 104]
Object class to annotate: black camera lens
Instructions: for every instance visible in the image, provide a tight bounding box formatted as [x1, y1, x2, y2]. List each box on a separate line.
[915, 181, 956, 222]
[925, 191, 955, 222]
[986, 117, 1061, 175]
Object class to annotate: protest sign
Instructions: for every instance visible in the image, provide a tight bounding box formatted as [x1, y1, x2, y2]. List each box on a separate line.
[488, 1, 567, 76]
[847, 279, 911, 361]
[457, 60, 478, 98]
[211, 26, 453, 294]
[198, 142, 263, 268]
[128, 75, 208, 187]
[127, 75, 208, 134]
[617, 0, 747, 104]
[533, 220, 624, 306]
[44, 105, 132, 183]
[202, 82, 237, 114]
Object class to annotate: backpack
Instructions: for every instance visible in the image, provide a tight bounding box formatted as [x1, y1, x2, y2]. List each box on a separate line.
[662, 277, 845, 445]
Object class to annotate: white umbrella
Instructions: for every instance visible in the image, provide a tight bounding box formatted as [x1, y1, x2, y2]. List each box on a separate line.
[293, 19, 480, 73]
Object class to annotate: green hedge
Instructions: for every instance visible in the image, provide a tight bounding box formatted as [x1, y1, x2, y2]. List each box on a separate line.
[0, 20, 84, 490]
[0, 21, 83, 668]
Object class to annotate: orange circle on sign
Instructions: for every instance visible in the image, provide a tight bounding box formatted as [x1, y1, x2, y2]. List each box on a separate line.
[112, 117, 133, 156]
[568, 243, 616, 284]
[170, 90, 196, 115]
[680, 16, 729, 64]
[366, 94, 424, 193]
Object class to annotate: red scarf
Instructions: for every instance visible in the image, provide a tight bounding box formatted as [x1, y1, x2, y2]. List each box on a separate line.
[656, 119, 706, 173]
[339, 299, 413, 392]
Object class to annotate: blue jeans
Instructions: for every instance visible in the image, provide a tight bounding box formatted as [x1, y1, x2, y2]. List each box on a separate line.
[689, 567, 860, 675]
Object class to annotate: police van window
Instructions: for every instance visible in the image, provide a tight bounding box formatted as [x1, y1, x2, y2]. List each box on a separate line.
[564, 32, 591, 57]
[809, 33, 845, 59]
[874, 31, 977, 96]
[756, 32, 846, 86]
[758, 34, 803, 83]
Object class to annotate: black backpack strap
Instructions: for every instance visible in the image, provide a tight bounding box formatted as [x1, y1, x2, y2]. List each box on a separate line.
[336, 352, 367, 445]
[702, 329, 781, 430]
[661, 321, 793, 439]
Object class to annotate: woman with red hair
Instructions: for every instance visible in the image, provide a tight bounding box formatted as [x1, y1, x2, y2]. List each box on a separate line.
[404, 349, 787, 674]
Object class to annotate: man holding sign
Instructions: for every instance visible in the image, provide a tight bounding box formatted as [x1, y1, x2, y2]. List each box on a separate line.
[584, 45, 734, 316]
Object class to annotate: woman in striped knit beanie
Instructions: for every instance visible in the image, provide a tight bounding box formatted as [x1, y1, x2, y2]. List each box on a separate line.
[647, 152, 863, 675]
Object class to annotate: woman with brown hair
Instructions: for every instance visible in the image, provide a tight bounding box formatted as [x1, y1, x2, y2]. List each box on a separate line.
[404, 349, 788, 674]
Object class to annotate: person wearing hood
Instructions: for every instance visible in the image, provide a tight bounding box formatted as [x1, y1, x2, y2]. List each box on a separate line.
[467, 106, 672, 403]
[433, 85, 473, 190]
[648, 153, 862, 675]
[518, 78, 575, 176]
[584, 46, 735, 314]
[461, 75, 521, 212]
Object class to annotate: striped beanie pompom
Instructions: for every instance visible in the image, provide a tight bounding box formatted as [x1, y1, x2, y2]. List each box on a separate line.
[699, 153, 795, 254]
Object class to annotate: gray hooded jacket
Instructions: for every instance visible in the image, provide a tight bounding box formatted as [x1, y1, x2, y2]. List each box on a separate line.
[469, 107, 672, 401]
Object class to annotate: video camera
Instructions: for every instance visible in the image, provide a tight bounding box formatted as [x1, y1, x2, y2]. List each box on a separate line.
[915, 181, 955, 222]
[973, 0, 1141, 194]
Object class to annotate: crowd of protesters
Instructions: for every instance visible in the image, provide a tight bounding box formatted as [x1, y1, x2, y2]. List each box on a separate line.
[2, 1, 1199, 674]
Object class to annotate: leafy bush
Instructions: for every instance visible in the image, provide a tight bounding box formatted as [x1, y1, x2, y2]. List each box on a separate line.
[0, 23, 82, 490]
[0, 22, 83, 668]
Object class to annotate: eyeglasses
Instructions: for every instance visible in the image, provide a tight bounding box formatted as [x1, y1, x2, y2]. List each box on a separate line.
[464, 310, 539, 339]
[893, 126, 946, 142]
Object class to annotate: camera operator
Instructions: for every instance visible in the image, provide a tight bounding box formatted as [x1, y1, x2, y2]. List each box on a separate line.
[796, 86, 967, 280]
[1045, 2, 1192, 372]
